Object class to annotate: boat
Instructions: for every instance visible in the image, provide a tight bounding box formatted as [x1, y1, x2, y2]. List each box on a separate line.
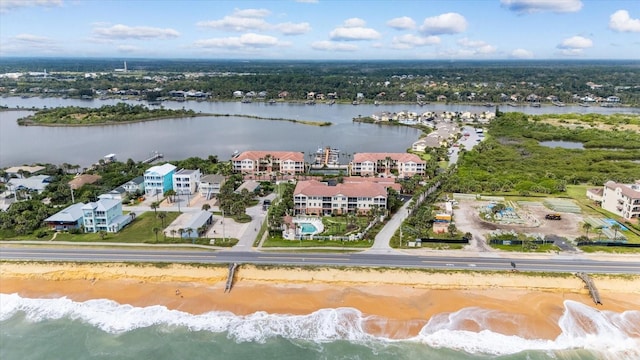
[352, 100, 359, 105]
[484, 103, 494, 107]
[268, 99, 276, 104]
[530, 102, 541, 108]
[552, 101, 566, 107]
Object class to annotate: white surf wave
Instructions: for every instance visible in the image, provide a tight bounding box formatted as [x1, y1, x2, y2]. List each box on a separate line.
[1, 294, 638, 358]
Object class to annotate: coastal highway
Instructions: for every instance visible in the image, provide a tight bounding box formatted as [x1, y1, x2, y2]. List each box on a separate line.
[1, 247, 639, 274]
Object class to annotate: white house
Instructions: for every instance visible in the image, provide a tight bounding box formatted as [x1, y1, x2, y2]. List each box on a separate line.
[601, 181, 640, 220]
[144, 163, 177, 196]
[122, 176, 145, 194]
[98, 186, 127, 201]
[82, 199, 132, 233]
[173, 169, 201, 195]
[199, 174, 226, 199]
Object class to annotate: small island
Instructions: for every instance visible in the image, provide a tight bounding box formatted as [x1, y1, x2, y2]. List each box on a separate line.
[17, 103, 197, 126]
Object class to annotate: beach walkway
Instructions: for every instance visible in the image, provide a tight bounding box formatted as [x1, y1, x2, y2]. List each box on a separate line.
[576, 272, 602, 305]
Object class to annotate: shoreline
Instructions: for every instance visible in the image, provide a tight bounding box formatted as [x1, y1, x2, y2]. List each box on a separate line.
[2, 261, 639, 341]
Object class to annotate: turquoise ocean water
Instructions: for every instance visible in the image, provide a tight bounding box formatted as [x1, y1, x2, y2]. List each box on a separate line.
[1, 294, 638, 360]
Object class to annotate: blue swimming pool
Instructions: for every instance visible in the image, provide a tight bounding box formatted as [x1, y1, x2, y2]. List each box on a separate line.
[605, 219, 628, 231]
[299, 223, 318, 234]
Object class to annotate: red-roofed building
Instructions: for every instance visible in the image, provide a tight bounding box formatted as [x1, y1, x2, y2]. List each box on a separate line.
[232, 151, 305, 175]
[350, 153, 425, 178]
[293, 180, 387, 215]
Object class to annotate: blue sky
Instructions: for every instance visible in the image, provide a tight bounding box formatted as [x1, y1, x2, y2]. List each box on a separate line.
[1, 0, 639, 59]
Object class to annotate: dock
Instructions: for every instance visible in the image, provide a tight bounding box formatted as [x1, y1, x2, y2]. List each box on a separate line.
[576, 272, 602, 305]
[142, 151, 164, 164]
[224, 263, 239, 293]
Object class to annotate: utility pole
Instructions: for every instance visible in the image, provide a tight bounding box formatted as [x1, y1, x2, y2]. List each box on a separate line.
[222, 209, 226, 242]
[70, 185, 75, 203]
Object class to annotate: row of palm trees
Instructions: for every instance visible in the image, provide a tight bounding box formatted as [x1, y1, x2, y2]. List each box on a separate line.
[582, 221, 623, 241]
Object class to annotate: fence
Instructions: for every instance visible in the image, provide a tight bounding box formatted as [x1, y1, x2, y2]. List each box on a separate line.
[576, 241, 640, 248]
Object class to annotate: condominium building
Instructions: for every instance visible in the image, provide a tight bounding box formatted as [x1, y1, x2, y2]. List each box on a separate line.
[293, 180, 387, 215]
[350, 152, 426, 178]
[173, 169, 201, 195]
[232, 151, 305, 174]
[602, 181, 640, 220]
[144, 163, 177, 196]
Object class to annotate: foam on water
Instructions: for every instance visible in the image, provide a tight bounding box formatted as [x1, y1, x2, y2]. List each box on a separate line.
[2, 294, 638, 358]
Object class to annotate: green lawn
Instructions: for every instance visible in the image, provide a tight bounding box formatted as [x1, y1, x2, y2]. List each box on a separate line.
[321, 216, 372, 236]
[262, 235, 372, 248]
[490, 243, 560, 253]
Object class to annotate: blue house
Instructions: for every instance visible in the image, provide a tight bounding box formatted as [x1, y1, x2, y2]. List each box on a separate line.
[82, 199, 132, 233]
[144, 163, 176, 196]
[44, 202, 85, 231]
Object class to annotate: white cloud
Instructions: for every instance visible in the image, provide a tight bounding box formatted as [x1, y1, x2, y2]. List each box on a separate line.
[0, 0, 61, 12]
[198, 8, 309, 35]
[329, 18, 380, 41]
[391, 34, 440, 49]
[117, 45, 143, 53]
[14, 33, 51, 43]
[342, 17, 367, 28]
[500, 0, 582, 14]
[275, 22, 312, 35]
[557, 35, 592, 56]
[93, 24, 180, 40]
[311, 41, 358, 51]
[609, 10, 640, 33]
[387, 16, 416, 30]
[457, 38, 497, 55]
[194, 33, 285, 49]
[295, 0, 318, 3]
[420, 13, 467, 35]
[558, 35, 592, 49]
[511, 48, 534, 58]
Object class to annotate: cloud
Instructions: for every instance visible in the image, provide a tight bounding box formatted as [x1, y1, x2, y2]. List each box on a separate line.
[387, 16, 416, 30]
[194, 33, 286, 49]
[609, 10, 640, 33]
[329, 18, 381, 41]
[117, 45, 144, 53]
[511, 48, 534, 58]
[197, 8, 309, 35]
[557, 35, 592, 55]
[295, 0, 318, 3]
[500, 0, 582, 14]
[420, 13, 467, 35]
[274, 22, 312, 35]
[457, 38, 497, 54]
[0, 0, 61, 12]
[14, 33, 52, 43]
[93, 24, 180, 40]
[311, 41, 358, 51]
[391, 34, 440, 49]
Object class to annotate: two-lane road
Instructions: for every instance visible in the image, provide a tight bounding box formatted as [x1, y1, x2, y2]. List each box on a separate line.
[1, 247, 638, 274]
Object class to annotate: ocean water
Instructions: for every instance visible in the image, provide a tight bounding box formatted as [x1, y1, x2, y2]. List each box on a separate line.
[1, 294, 638, 360]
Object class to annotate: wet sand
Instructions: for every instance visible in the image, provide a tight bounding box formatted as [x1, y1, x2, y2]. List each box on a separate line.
[2, 262, 639, 340]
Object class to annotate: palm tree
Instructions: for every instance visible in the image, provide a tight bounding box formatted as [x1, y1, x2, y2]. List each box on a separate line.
[610, 223, 622, 241]
[164, 189, 176, 203]
[150, 201, 159, 214]
[202, 203, 211, 211]
[447, 223, 457, 238]
[152, 227, 161, 242]
[170, 229, 177, 238]
[157, 212, 167, 227]
[582, 222, 592, 240]
[178, 228, 185, 239]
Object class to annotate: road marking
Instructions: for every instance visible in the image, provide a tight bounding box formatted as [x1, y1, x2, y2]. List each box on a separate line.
[257, 256, 349, 261]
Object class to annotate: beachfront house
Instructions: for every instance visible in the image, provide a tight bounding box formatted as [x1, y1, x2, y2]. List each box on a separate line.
[168, 210, 213, 239]
[81, 198, 132, 233]
[293, 180, 387, 216]
[199, 174, 226, 200]
[44, 202, 86, 231]
[601, 181, 640, 220]
[144, 163, 177, 197]
[350, 153, 426, 178]
[98, 186, 127, 201]
[173, 169, 201, 195]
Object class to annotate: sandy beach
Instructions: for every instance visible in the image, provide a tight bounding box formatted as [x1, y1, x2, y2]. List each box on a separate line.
[2, 261, 639, 341]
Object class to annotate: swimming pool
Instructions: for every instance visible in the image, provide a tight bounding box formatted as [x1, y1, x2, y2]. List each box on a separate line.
[605, 219, 628, 231]
[299, 223, 318, 234]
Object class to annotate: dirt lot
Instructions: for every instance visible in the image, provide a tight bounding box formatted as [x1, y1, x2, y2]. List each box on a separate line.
[453, 198, 583, 248]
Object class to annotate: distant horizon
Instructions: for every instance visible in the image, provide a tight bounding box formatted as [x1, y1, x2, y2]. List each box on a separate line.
[1, 1, 639, 60]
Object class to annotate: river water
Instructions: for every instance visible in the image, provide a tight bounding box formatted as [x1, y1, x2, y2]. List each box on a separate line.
[1, 97, 637, 167]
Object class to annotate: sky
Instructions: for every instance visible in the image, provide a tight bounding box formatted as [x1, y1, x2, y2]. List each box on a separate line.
[0, 0, 639, 60]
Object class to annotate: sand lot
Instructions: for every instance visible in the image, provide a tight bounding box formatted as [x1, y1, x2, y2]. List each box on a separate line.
[452, 197, 583, 246]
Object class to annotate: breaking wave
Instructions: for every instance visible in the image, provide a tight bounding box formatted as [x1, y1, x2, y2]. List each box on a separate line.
[1, 294, 638, 358]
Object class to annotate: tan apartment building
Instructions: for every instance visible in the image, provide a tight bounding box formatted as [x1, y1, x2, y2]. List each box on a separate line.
[350, 152, 426, 178]
[293, 180, 387, 215]
[602, 181, 640, 220]
[232, 151, 305, 175]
